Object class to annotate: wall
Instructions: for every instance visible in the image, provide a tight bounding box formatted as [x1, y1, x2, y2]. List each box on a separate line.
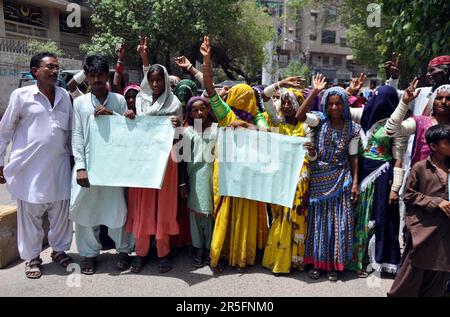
[0, 52, 82, 115]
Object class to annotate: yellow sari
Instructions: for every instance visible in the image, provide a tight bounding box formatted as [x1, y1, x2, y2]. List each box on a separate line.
[262, 120, 310, 273]
[209, 103, 268, 269]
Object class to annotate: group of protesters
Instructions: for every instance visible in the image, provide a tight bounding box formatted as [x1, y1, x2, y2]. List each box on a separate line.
[0, 34, 449, 297]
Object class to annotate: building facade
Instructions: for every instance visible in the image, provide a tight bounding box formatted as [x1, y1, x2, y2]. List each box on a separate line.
[0, 0, 92, 113]
[259, 0, 378, 86]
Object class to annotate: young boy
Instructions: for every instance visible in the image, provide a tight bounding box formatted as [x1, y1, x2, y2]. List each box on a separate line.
[388, 124, 450, 297]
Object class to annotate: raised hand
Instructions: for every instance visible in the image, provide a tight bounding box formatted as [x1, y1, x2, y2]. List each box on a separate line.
[200, 36, 212, 63]
[385, 52, 401, 79]
[175, 56, 192, 70]
[402, 78, 420, 104]
[279, 76, 306, 89]
[137, 36, 149, 60]
[347, 73, 367, 96]
[116, 42, 125, 61]
[312, 73, 326, 92]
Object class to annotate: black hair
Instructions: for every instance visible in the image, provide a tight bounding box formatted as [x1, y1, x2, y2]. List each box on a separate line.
[425, 124, 450, 147]
[29, 52, 57, 79]
[146, 64, 165, 82]
[83, 54, 109, 75]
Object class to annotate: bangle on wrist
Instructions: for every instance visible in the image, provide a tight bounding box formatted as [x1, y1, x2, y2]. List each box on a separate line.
[187, 64, 193, 71]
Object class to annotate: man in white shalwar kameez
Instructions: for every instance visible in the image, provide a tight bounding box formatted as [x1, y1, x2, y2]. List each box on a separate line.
[70, 54, 134, 275]
[0, 52, 74, 279]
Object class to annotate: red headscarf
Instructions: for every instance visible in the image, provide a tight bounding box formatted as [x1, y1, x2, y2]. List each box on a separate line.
[428, 56, 450, 67]
[123, 84, 140, 96]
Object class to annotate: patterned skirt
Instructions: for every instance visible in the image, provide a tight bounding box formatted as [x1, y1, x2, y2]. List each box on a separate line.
[304, 167, 354, 272]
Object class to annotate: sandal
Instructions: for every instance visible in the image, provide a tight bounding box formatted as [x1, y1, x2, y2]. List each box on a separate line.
[204, 250, 211, 266]
[159, 256, 172, 274]
[308, 268, 321, 280]
[51, 251, 73, 268]
[116, 252, 130, 271]
[192, 256, 204, 268]
[191, 248, 205, 268]
[327, 271, 338, 282]
[80, 257, 97, 275]
[130, 256, 145, 273]
[211, 259, 226, 274]
[25, 257, 43, 279]
[357, 270, 369, 278]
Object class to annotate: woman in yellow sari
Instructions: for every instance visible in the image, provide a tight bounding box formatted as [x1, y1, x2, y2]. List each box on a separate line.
[200, 36, 269, 271]
[262, 88, 317, 274]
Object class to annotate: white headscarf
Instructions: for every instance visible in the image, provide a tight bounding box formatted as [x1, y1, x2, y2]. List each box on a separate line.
[136, 64, 182, 120]
[428, 84, 450, 115]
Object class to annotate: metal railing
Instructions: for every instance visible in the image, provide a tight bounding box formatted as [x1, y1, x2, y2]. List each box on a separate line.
[0, 37, 84, 60]
[0, 38, 29, 54]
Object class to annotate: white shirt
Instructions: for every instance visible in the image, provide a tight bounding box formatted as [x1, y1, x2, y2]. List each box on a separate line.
[69, 92, 128, 228]
[0, 85, 72, 203]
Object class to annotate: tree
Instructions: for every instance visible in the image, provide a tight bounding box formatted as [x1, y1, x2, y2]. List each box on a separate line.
[27, 40, 64, 57]
[81, 0, 274, 83]
[378, 1, 450, 87]
[288, 0, 450, 88]
[283, 60, 310, 79]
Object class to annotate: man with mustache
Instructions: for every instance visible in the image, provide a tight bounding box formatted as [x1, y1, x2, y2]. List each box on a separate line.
[69, 54, 134, 275]
[0, 52, 74, 279]
[386, 55, 450, 116]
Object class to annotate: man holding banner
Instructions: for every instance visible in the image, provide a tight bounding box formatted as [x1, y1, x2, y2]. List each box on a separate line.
[70, 54, 134, 275]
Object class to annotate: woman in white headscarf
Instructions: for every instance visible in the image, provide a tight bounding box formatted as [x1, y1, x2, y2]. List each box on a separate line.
[135, 64, 183, 119]
[125, 63, 182, 274]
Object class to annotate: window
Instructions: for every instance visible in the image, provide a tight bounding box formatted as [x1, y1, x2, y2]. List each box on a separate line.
[3, 0, 45, 27]
[321, 30, 336, 44]
[325, 8, 337, 22]
[333, 57, 342, 66]
[310, 34, 317, 41]
[323, 56, 330, 65]
[279, 54, 289, 68]
[340, 38, 347, 47]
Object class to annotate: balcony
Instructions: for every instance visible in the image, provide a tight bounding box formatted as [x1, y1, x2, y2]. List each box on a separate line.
[0, 37, 83, 60]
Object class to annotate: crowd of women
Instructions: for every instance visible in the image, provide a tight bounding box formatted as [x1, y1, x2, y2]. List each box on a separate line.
[1, 35, 449, 297]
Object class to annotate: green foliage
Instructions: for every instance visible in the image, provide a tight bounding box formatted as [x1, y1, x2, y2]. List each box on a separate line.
[287, 0, 450, 88]
[341, 0, 450, 87]
[27, 40, 64, 57]
[283, 60, 310, 79]
[81, 0, 274, 83]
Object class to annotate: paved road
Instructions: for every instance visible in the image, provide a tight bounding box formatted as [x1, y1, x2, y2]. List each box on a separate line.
[0, 235, 394, 297]
[0, 148, 394, 297]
